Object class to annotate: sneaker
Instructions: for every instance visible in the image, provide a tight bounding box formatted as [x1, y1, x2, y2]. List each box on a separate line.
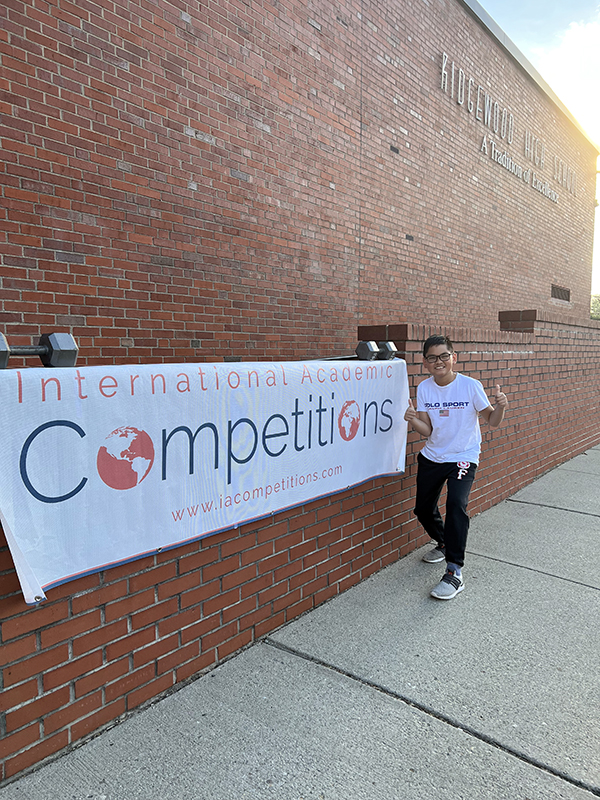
[430, 569, 464, 600]
[422, 545, 445, 563]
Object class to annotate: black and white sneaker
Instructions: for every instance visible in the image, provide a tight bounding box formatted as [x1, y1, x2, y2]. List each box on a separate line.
[430, 569, 464, 600]
[422, 545, 445, 563]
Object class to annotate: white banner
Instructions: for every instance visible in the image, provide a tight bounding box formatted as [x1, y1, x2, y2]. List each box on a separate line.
[0, 359, 409, 604]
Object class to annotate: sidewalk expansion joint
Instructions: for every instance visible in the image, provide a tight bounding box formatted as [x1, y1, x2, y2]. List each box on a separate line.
[466, 551, 599, 592]
[508, 497, 600, 518]
[264, 637, 600, 798]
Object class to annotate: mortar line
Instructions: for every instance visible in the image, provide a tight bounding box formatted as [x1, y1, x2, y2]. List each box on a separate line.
[263, 638, 600, 798]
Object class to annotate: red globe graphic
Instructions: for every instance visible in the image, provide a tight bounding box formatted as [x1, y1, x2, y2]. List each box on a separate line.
[96, 427, 155, 490]
[338, 400, 361, 441]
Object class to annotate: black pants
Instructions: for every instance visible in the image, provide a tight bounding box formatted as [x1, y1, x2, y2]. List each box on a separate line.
[414, 453, 477, 568]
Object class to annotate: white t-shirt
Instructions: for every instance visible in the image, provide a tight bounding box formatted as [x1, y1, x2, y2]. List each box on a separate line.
[416, 373, 491, 464]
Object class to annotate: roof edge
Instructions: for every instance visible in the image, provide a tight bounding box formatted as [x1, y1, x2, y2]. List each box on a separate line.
[458, 0, 600, 154]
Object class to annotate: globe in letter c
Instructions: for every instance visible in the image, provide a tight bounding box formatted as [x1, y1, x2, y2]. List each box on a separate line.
[96, 427, 155, 490]
[338, 400, 361, 441]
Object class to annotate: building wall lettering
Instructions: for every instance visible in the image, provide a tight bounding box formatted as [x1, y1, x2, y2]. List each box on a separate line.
[481, 135, 559, 203]
[553, 156, 578, 195]
[441, 52, 514, 143]
[441, 53, 577, 200]
[524, 130, 545, 168]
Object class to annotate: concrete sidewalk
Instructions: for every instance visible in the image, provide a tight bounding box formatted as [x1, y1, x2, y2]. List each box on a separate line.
[2, 449, 599, 800]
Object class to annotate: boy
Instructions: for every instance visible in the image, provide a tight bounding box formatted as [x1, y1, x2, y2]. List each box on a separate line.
[404, 335, 507, 600]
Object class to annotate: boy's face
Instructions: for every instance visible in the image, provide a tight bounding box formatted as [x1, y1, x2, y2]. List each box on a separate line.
[423, 343, 457, 384]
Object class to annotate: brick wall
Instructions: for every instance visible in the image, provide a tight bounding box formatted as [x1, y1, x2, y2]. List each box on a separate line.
[3, 318, 600, 783]
[0, 0, 597, 367]
[1, 0, 599, 785]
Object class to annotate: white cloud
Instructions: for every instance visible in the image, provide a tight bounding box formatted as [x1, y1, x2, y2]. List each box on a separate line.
[527, 12, 600, 291]
[530, 15, 600, 145]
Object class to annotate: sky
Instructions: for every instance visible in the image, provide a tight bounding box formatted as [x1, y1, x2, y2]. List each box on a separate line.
[478, 0, 600, 292]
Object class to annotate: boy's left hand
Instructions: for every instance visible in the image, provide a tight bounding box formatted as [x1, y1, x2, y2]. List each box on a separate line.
[493, 384, 508, 408]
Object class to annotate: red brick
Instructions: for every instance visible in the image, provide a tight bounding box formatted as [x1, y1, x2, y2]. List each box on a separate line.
[339, 574, 362, 593]
[44, 691, 103, 735]
[256, 521, 288, 544]
[178, 548, 219, 574]
[222, 596, 256, 624]
[222, 564, 257, 591]
[289, 568, 316, 591]
[129, 562, 177, 592]
[314, 585, 339, 605]
[132, 634, 180, 669]
[1, 633, 37, 666]
[240, 573, 273, 599]
[105, 627, 155, 662]
[6, 687, 70, 734]
[255, 612, 286, 639]
[131, 598, 179, 630]
[176, 649, 217, 682]
[220, 532, 257, 558]
[75, 658, 130, 699]
[240, 542, 273, 566]
[72, 620, 128, 658]
[5, 731, 69, 779]
[158, 606, 201, 637]
[127, 674, 173, 711]
[157, 571, 201, 600]
[257, 552, 288, 574]
[105, 666, 155, 703]
[285, 597, 314, 621]
[180, 580, 221, 610]
[273, 530, 303, 552]
[40, 610, 102, 648]
[202, 556, 241, 583]
[1, 0, 599, 784]
[43, 651, 103, 692]
[44, 574, 100, 601]
[157, 641, 200, 674]
[180, 613, 221, 645]
[289, 540, 317, 560]
[4, 645, 69, 688]
[104, 590, 155, 623]
[217, 629, 252, 660]
[239, 604, 271, 632]
[289, 512, 316, 533]
[2, 601, 69, 640]
[202, 621, 238, 652]
[0, 679, 38, 714]
[273, 588, 302, 613]
[203, 587, 240, 617]
[70, 582, 128, 614]
[0, 724, 39, 760]
[301, 576, 328, 598]
[71, 699, 126, 742]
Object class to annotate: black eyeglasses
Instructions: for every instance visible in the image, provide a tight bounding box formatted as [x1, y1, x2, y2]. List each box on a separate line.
[425, 353, 452, 363]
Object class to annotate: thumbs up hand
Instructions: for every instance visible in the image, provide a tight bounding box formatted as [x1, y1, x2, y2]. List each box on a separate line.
[404, 396, 432, 437]
[493, 384, 508, 409]
[404, 397, 417, 422]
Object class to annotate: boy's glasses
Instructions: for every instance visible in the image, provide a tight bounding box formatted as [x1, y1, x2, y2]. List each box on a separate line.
[425, 353, 452, 363]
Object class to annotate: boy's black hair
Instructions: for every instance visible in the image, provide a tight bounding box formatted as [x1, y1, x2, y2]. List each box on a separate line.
[423, 334, 454, 356]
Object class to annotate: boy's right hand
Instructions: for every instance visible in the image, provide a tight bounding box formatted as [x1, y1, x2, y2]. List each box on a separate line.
[404, 398, 417, 423]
